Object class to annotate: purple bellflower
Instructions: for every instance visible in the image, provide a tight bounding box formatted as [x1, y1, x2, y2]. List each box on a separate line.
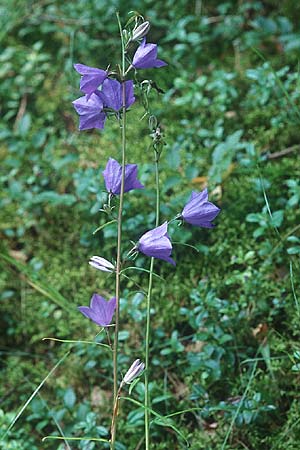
[74, 64, 107, 96]
[181, 188, 220, 228]
[132, 38, 167, 69]
[72, 93, 106, 130]
[89, 256, 115, 272]
[121, 359, 145, 387]
[98, 79, 135, 111]
[103, 158, 144, 195]
[137, 222, 175, 265]
[78, 293, 116, 327]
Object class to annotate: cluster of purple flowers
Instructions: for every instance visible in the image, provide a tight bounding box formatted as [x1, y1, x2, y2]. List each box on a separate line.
[74, 24, 220, 338]
[72, 36, 166, 131]
[72, 77, 135, 130]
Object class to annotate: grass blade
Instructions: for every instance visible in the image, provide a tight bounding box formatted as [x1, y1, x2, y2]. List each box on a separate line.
[0, 351, 70, 441]
[121, 396, 189, 446]
[0, 252, 72, 313]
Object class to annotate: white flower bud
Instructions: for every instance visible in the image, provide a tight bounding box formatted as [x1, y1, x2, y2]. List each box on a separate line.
[122, 359, 145, 386]
[131, 21, 150, 42]
[89, 256, 115, 272]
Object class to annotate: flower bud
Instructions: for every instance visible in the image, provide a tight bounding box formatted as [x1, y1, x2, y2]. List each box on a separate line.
[89, 256, 115, 272]
[149, 115, 157, 131]
[131, 21, 150, 42]
[122, 359, 145, 386]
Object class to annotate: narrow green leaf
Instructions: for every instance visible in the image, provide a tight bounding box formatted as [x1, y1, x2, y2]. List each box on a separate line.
[42, 436, 109, 443]
[121, 266, 165, 281]
[42, 337, 111, 350]
[93, 219, 117, 235]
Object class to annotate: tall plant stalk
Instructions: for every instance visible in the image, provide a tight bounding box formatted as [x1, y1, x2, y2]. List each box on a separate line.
[110, 13, 126, 450]
[145, 150, 160, 449]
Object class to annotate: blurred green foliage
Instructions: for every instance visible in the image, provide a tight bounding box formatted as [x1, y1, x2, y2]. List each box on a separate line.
[1, 0, 300, 449]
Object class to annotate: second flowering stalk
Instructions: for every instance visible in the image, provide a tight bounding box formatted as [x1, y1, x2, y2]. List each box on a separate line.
[144, 137, 162, 449]
[110, 14, 128, 450]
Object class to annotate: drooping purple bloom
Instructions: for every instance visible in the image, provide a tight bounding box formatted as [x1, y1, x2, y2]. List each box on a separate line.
[78, 293, 116, 327]
[74, 64, 107, 96]
[132, 38, 167, 69]
[72, 93, 106, 130]
[181, 189, 220, 228]
[121, 359, 145, 387]
[98, 79, 135, 111]
[89, 256, 115, 272]
[138, 222, 175, 265]
[102, 158, 144, 195]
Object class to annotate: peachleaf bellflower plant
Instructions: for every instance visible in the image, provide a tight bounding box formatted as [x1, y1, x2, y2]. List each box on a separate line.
[103, 158, 144, 195]
[132, 38, 167, 69]
[74, 63, 108, 96]
[181, 188, 220, 227]
[137, 222, 175, 265]
[78, 293, 116, 327]
[71, 16, 222, 448]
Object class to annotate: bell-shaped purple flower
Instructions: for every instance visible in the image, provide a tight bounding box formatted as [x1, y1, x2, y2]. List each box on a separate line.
[138, 222, 175, 265]
[98, 79, 135, 111]
[74, 63, 108, 96]
[103, 158, 144, 195]
[73, 79, 135, 130]
[72, 93, 106, 130]
[132, 38, 167, 69]
[181, 189, 220, 228]
[78, 293, 116, 327]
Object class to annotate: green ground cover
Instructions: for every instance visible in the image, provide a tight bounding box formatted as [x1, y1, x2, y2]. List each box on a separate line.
[1, 1, 300, 448]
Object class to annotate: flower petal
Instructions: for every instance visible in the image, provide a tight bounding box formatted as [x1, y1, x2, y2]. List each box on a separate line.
[74, 64, 107, 95]
[102, 158, 122, 193]
[124, 164, 144, 192]
[139, 222, 168, 246]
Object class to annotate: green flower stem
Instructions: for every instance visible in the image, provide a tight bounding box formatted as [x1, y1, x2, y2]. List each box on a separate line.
[145, 151, 160, 449]
[110, 13, 126, 450]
